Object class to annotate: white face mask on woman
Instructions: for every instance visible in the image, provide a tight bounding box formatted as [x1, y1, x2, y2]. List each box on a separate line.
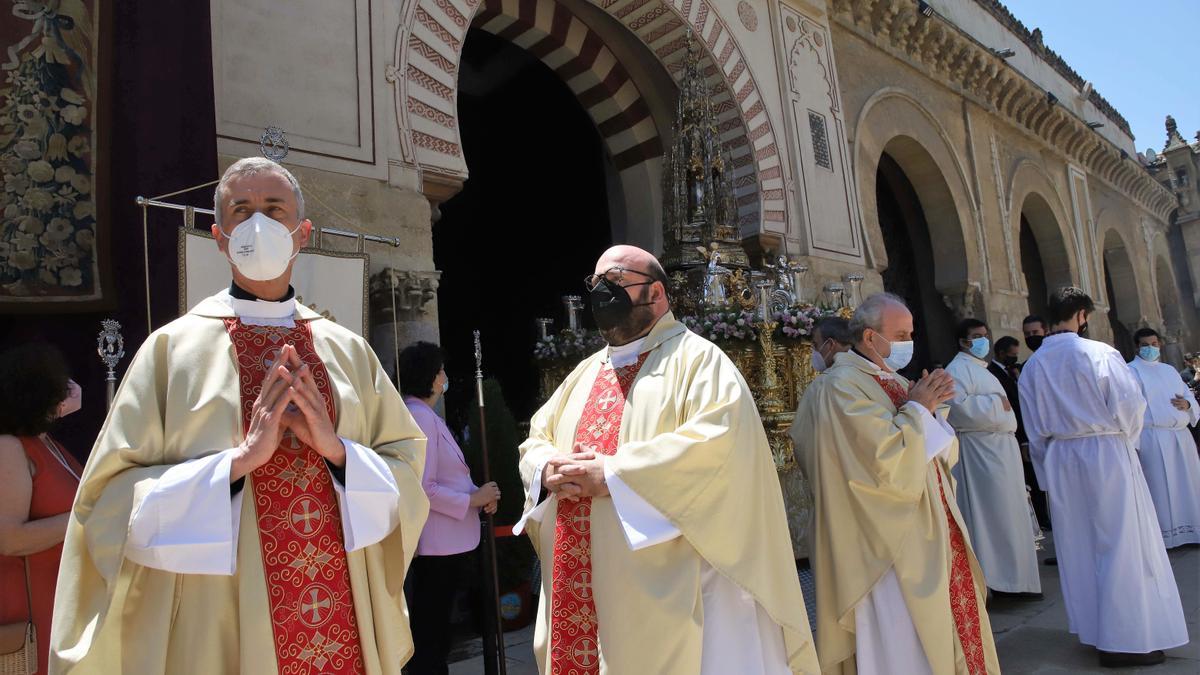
[220, 212, 301, 281]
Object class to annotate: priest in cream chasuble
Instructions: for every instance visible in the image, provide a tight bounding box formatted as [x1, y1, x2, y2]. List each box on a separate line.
[793, 293, 999, 675]
[515, 246, 819, 675]
[49, 158, 428, 674]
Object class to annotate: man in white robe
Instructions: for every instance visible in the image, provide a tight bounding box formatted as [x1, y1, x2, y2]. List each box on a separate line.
[515, 245, 818, 674]
[946, 319, 1041, 597]
[1019, 287, 1187, 668]
[1128, 327, 1200, 549]
[50, 158, 428, 674]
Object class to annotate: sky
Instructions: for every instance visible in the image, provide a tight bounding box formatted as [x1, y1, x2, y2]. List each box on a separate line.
[1001, 0, 1199, 154]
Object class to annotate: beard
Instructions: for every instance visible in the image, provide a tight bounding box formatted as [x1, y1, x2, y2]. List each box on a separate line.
[598, 304, 658, 346]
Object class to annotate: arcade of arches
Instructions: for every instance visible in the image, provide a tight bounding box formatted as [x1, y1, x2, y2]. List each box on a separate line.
[209, 0, 1200, 399]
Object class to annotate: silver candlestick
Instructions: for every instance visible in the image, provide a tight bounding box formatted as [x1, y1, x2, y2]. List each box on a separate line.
[755, 279, 775, 322]
[562, 295, 584, 332]
[535, 318, 554, 341]
[844, 274, 865, 309]
[824, 283, 846, 310]
[96, 319, 125, 409]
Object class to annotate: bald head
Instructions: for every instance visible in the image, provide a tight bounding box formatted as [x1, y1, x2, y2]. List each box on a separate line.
[590, 245, 671, 345]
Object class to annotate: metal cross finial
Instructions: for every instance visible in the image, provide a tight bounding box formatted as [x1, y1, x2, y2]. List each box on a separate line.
[260, 126, 290, 161]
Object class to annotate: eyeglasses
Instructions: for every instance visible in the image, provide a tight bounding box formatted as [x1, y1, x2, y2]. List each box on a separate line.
[583, 266, 658, 292]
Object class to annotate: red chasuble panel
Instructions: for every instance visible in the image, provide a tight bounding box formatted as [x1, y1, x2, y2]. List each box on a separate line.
[550, 355, 648, 675]
[871, 374, 987, 674]
[224, 319, 365, 675]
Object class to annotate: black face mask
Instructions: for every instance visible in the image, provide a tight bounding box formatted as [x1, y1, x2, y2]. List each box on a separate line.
[1078, 322, 1089, 337]
[1025, 335, 1044, 352]
[589, 278, 652, 332]
[1001, 355, 1019, 367]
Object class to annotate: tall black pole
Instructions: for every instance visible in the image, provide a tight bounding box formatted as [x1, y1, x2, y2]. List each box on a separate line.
[474, 331, 507, 675]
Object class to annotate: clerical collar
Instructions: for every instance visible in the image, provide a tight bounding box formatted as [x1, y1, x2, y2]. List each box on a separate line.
[607, 336, 647, 368]
[229, 282, 295, 303]
[227, 282, 297, 320]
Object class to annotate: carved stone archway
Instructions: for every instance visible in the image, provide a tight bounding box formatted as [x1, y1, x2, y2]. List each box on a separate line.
[390, 0, 786, 233]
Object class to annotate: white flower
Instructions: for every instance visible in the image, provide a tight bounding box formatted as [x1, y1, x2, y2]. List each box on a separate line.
[72, 201, 93, 219]
[27, 160, 53, 183]
[20, 115, 48, 139]
[60, 267, 82, 286]
[54, 164, 75, 183]
[0, 157, 26, 174]
[74, 228, 94, 249]
[46, 217, 71, 238]
[38, 268, 56, 285]
[70, 173, 89, 194]
[5, 175, 30, 195]
[60, 105, 87, 126]
[67, 136, 87, 157]
[9, 250, 35, 270]
[59, 89, 84, 105]
[46, 133, 67, 161]
[18, 215, 44, 234]
[22, 188, 53, 212]
[13, 140, 40, 160]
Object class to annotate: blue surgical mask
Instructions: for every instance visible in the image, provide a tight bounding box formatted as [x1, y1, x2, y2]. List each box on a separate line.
[1138, 345, 1160, 362]
[968, 337, 990, 360]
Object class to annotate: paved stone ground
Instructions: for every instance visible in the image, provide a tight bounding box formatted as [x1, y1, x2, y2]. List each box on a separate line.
[448, 535, 1199, 674]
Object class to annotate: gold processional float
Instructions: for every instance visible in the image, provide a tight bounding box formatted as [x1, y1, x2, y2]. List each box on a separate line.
[530, 35, 863, 557]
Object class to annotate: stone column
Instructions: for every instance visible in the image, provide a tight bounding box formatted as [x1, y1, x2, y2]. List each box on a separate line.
[370, 268, 443, 380]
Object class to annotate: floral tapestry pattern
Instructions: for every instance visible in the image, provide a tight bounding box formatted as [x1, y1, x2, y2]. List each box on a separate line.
[0, 0, 102, 304]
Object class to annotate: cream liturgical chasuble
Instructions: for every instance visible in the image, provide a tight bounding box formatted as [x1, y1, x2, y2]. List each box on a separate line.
[792, 350, 999, 675]
[49, 290, 429, 674]
[515, 313, 818, 675]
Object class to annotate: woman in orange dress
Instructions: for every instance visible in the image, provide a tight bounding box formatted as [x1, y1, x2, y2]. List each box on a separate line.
[0, 344, 84, 675]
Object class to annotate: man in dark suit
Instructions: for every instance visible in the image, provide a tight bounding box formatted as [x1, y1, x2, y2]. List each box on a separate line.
[988, 336, 1051, 530]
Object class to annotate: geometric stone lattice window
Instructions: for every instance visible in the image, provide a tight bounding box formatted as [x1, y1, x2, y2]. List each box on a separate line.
[808, 110, 832, 171]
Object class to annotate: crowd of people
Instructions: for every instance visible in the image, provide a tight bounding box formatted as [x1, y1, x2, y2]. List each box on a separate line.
[1, 156, 1197, 674]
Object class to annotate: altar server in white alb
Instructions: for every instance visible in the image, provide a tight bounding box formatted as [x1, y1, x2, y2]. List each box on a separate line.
[1128, 327, 1200, 549]
[1019, 287, 1187, 669]
[945, 318, 1040, 598]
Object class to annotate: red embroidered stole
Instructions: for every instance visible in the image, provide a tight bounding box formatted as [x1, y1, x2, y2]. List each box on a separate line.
[871, 374, 987, 675]
[224, 319, 365, 675]
[549, 354, 648, 675]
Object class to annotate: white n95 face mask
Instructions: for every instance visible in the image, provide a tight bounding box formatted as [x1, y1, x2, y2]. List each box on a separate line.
[222, 212, 301, 281]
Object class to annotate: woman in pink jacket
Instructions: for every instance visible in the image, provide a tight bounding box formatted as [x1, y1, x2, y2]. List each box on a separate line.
[399, 341, 499, 675]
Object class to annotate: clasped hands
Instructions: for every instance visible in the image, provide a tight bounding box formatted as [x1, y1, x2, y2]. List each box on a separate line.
[906, 368, 956, 411]
[542, 447, 608, 501]
[1170, 394, 1191, 412]
[231, 344, 343, 481]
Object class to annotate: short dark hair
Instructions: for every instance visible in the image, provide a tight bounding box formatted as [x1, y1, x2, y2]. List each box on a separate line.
[955, 318, 988, 342]
[1021, 314, 1046, 330]
[1047, 287, 1095, 324]
[814, 316, 852, 345]
[0, 343, 71, 436]
[396, 341, 444, 399]
[1133, 327, 1159, 344]
[994, 336, 1020, 355]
